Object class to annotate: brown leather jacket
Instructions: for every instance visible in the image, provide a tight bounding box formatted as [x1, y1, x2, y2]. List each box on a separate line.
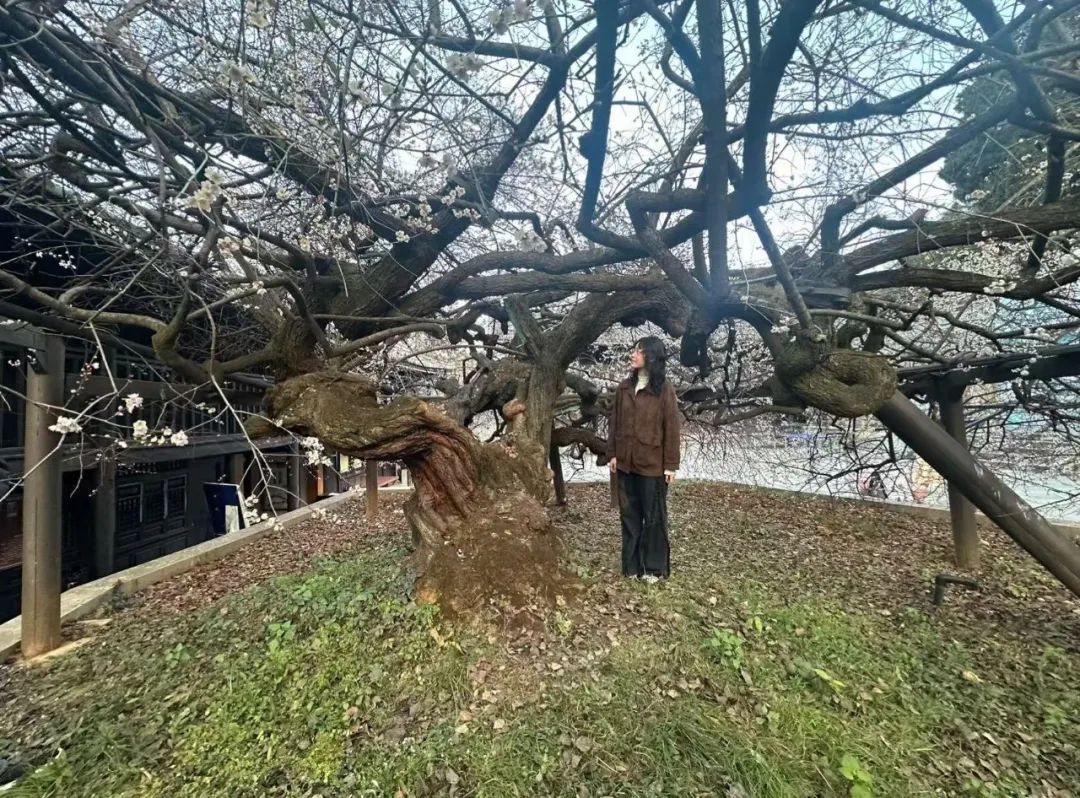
[605, 379, 681, 477]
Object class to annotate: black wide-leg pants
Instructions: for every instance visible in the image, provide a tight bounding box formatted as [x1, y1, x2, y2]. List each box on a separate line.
[617, 470, 671, 578]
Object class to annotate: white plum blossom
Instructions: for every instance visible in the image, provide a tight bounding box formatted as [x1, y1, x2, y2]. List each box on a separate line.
[982, 278, 1016, 295]
[396, 230, 411, 243]
[446, 53, 484, 80]
[222, 60, 257, 86]
[347, 83, 373, 106]
[49, 417, 82, 435]
[488, 6, 512, 33]
[489, 2, 529, 33]
[123, 393, 143, 413]
[132, 419, 149, 440]
[170, 430, 189, 446]
[186, 170, 225, 212]
[513, 227, 546, 252]
[244, 0, 273, 28]
[300, 436, 331, 466]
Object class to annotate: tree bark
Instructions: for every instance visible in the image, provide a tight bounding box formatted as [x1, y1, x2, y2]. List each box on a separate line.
[249, 372, 576, 628]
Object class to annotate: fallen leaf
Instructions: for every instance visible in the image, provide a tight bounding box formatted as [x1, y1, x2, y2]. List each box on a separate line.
[573, 736, 593, 753]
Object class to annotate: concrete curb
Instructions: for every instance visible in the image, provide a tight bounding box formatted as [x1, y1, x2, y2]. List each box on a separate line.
[0, 491, 360, 662]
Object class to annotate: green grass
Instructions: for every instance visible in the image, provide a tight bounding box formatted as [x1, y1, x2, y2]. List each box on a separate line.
[1, 488, 1078, 797]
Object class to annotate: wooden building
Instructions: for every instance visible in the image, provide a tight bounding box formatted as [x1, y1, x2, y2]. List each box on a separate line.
[0, 323, 348, 623]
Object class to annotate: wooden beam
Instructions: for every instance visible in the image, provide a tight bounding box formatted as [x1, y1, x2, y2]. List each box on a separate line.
[937, 385, 979, 569]
[366, 460, 379, 521]
[21, 333, 64, 658]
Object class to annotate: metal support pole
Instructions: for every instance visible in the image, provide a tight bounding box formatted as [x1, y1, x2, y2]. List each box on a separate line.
[366, 460, 379, 521]
[876, 391, 1080, 597]
[937, 385, 980, 568]
[21, 334, 64, 658]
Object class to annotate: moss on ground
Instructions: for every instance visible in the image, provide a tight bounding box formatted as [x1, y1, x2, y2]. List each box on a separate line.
[0, 483, 1077, 797]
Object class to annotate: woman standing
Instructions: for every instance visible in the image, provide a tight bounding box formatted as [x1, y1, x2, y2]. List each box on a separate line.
[605, 337, 681, 582]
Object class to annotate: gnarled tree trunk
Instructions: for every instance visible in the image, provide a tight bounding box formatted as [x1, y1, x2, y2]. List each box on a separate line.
[247, 371, 577, 628]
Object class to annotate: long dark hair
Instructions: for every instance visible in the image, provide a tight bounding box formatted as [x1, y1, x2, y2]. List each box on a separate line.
[627, 336, 667, 395]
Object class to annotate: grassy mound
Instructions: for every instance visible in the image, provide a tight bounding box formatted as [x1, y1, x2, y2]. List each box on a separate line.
[1, 484, 1077, 797]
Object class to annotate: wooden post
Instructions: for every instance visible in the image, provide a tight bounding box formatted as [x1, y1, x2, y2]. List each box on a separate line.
[325, 454, 341, 495]
[876, 391, 1080, 597]
[937, 385, 979, 569]
[366, 460, 379, 521]
[549, 442, 566, 506]
[287, 443, 302, 510]
[93, 454, 116, 578]
[21, 334, 64, 658]
[227, 452, 246, 490]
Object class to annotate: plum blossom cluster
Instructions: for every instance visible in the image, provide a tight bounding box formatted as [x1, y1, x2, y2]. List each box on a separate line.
[513, 227, 546, 253]
[184, 170, 227, 213]
[48, 416, 83, 435]
[489, 0, 532, 34]
[446, 53, 485, 80]
[300, 435, 332, 467]
[126, 418, 188, 447]
[244, 0, 274, 29]
[222, 60, 257, 87]
[123, 393, 143, 413]
[983, 278, 1017, 295]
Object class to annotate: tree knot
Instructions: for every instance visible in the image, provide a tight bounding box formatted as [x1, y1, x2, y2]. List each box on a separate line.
[775, 340, 896, 418]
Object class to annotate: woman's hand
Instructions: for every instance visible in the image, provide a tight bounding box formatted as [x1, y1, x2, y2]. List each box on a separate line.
[608, 458, 617, 474]
[665, 472, 675, 485]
